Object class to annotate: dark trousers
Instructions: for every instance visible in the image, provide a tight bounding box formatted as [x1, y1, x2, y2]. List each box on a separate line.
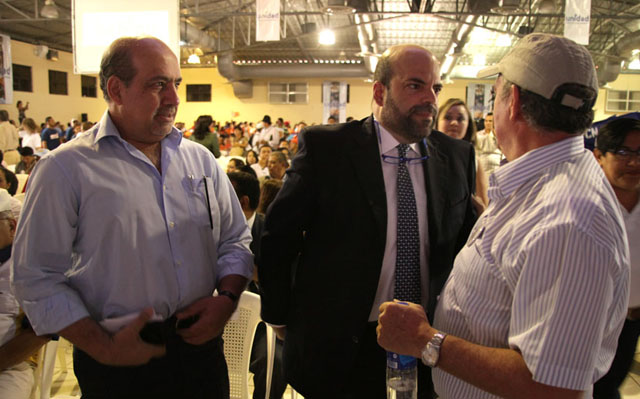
[249, 322, 287, 399]
[305, 322, 435, 399]
[73, 335, 229, 399]
[594, 318, 640, 399]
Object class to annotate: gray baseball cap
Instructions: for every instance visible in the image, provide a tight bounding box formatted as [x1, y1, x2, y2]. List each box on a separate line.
[477, 33, 598, 111]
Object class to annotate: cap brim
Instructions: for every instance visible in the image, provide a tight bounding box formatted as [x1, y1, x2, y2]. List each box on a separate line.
[477, 65, 501, 79]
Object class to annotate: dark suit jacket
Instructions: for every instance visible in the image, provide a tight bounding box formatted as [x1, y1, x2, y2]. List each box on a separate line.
[259, 115, 477, 397]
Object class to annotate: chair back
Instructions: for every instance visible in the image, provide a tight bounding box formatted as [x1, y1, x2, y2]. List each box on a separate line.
[222, 291, 263, 399]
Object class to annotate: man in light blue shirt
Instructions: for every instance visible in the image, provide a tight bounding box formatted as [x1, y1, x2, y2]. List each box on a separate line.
[11, 37, 253, 399]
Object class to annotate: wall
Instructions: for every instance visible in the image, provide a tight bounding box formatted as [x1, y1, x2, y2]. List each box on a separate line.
[2, 38, 639, 127]
[0, 40, 105, 125]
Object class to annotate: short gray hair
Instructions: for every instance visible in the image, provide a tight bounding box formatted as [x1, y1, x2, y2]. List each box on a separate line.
[501, 79, 595, 135]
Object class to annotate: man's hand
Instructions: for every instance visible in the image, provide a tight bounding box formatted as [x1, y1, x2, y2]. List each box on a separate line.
[376, 300, 433, 358]
[176, 296, 236, 345]
[104, 308, 167, 365]
[59, 308, 166, 367]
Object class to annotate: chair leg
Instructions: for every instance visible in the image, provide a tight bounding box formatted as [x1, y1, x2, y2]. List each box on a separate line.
[265, 326, 276, 399]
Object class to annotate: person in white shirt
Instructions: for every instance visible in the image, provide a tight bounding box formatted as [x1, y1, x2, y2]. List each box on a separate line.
[378, 33, 629, 399]
[257, 115, 282, 149]
[19, 119, 41, 151]
[593, 117, 640, 399]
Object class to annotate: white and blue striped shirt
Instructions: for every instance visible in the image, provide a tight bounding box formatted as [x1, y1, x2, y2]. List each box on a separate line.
[433, 135, 630, 398]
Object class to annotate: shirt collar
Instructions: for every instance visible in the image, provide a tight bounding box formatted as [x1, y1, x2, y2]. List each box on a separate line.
[247, 211, 256, 229]
[374, 118, 421, 156]
[489, 135, 585, 200]
[94, 110, 182, 147]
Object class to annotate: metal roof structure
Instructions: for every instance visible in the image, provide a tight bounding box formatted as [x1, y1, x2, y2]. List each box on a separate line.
[1, 0, 639, 83]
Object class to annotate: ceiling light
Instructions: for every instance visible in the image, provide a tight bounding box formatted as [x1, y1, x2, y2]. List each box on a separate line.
[629, 58, 640, 70]
[187, 53, 200, 64]
[491, 0, 523, 14]
[319, 29, 336, 45]
[441, 56, 455, 73]
[41, 0, 59, 19]
[473, 54, 486, 66]
[496, 34, 512, 47]
[322, 0, 356, 14]
[538, 0, 556, 13]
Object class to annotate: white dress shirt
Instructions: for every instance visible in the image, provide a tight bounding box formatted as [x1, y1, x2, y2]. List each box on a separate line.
[368, 120, 429, 321]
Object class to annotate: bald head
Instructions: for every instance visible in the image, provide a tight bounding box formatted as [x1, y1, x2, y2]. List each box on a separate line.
[100, 37, 173, 102]
[374, 45, 439, 88]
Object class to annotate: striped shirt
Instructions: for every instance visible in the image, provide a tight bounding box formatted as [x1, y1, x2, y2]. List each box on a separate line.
[433, 135, 630, 399]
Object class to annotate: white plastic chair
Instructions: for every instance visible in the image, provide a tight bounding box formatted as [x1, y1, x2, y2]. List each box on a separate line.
[32, 338, 79, 399]
[223, 291, 276, 399]
[16, 173, 29, 194]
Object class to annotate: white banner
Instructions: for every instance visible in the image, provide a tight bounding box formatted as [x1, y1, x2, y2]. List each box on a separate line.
[256, 0, 280, 42]
[564, 0, 591, 45]
[323, 81, 347, 124]
[0, 34, 13, 105]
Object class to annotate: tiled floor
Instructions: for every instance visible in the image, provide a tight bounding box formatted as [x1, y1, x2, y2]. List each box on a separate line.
[48, 337, 640, 398]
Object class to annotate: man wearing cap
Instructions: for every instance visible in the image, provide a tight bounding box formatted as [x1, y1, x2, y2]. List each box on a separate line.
[377, 33, 629, 399]
[11, 37, 252, 398]
[14, 148, 36, 175]
[257, 115, 282, 149]
[0, 188, 48, 399]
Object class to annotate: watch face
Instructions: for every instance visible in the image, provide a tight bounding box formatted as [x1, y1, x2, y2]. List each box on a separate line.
[422, 343, 438, 367]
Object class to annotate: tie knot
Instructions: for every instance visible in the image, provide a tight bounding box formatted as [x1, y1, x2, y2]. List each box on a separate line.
[397, 144, 410, 158]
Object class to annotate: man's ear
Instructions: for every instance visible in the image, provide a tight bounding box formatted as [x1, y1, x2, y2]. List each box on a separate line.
[593, 148, 605, 166]
[373, 81, 386, 107]
[239, 195, 250, 211]
[508, 84, 521, 122]
[8, 218, 16, 235]
[107, 76, 124, 105]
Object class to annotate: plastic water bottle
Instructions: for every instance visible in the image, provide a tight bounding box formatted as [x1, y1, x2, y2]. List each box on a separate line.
[386, 351, 417, 399]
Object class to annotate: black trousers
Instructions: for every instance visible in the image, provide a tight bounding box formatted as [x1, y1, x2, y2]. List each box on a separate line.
[305, 322, 435, 399]
[73, 335, 229, 399]
[594, 318, 640, 399]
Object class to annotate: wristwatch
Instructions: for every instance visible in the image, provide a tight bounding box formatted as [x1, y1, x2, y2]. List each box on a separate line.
[218, 290, 239, 304]
[421, 331, 447, 367]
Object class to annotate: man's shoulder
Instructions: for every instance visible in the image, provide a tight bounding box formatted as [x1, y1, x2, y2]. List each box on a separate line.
[301, 116, 371, 142]
[428, 130, 473, 155]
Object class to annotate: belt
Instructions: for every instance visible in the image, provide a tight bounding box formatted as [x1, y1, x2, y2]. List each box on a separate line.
[139, 315, 199, 345]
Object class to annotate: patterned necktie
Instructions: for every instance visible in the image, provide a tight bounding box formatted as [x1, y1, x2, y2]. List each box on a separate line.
[394, 144, 421, 304]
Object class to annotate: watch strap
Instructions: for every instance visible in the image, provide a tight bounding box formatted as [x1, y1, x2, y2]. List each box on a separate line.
[218, 290, 239, 303]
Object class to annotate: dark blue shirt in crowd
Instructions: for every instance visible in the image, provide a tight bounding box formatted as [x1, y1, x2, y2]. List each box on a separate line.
[41, 127, 62, 150]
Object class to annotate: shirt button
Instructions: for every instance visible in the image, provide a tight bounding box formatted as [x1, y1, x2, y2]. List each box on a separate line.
[163, 184, 167, 190]
[169, 221, 175, 228]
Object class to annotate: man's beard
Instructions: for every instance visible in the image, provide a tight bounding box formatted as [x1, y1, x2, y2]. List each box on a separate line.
[380, 94, 437, 143]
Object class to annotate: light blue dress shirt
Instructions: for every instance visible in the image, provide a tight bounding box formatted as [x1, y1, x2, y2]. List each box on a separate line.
[11, 111, 253, 336]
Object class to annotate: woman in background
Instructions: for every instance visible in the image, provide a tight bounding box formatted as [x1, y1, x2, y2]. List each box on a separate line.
[189, 115, 221, 158]
[437, 98, 489, 211]
[20, 118, 41, 151]
[593, 118, 640, 399]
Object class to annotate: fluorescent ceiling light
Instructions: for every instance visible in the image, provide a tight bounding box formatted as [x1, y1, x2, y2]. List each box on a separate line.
[187, 53, 200, 64]
[319, 29, 336, 45]
[496, 34, 512, 47]
[41, 0, 59, 19]
[473, 54, 486, 66]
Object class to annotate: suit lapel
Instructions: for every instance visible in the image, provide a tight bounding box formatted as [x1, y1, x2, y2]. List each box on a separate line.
[422, 134, 449, 248]
[349, 116, 387, 243]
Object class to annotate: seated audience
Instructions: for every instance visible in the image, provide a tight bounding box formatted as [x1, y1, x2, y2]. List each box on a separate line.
[14, 148, 36, 175]
[251, 145, 271, 179]
[593, 118, 640, 399]
[226, 158, 245, 174]
[0, 188, 48, 399]
[267, 151, 289, 181]
[246, 150, 258, 166]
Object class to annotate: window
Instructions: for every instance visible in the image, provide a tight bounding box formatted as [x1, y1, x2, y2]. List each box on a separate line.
[186, 84, 211, 102]
[81, 75, 97, 98]
[606, 89, 640, 112]
[48, 70, 68, 95]
[268, 82, 308, 104]
[12, 64, 32, 92]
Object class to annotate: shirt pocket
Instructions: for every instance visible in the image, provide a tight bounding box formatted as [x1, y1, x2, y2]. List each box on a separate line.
[183, 175, 216, 229]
